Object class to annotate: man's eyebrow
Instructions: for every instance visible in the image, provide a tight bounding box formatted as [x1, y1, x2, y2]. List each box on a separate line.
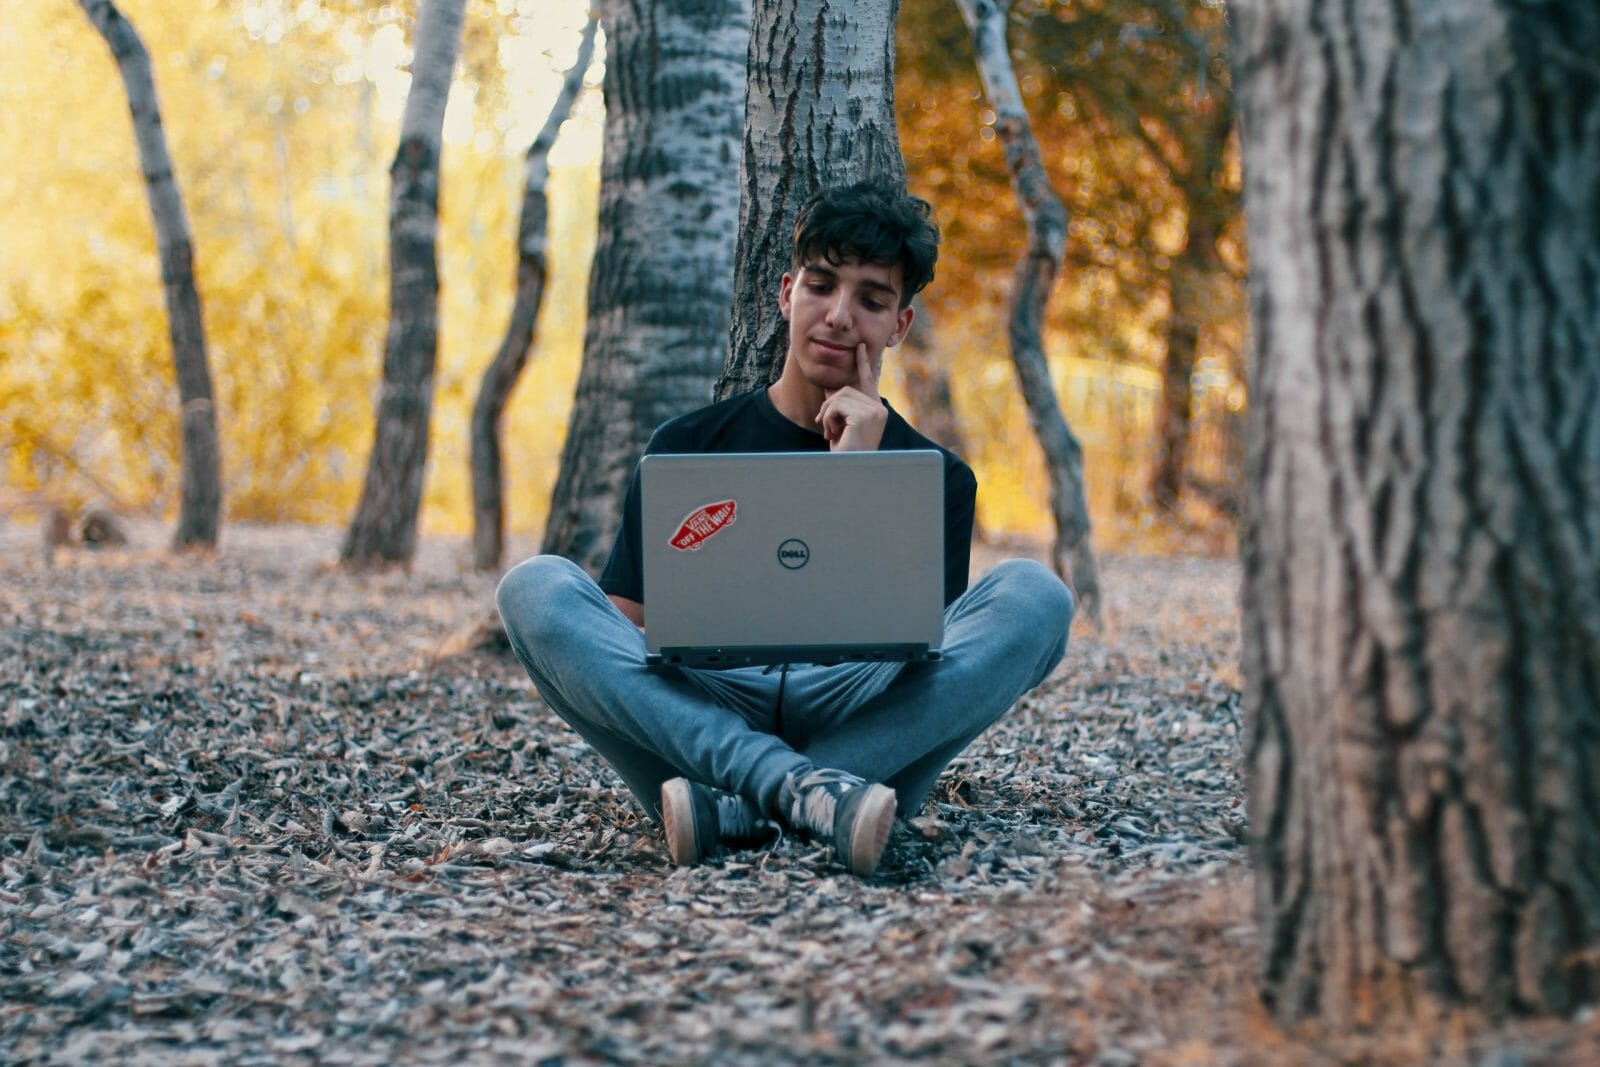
[798, 262, 900, 299]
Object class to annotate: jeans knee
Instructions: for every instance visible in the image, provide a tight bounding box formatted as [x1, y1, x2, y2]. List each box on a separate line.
[496, 555, 590, 644]
[990, 558, 1075, 641]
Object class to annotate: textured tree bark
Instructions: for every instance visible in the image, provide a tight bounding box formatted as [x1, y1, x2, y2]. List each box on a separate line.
[79, 0, 222, 551]
[956, 0, 1101, 624]
[718, 0, 905, 396]
[342, 0, 466, 568]
[542, 0, 749, 573]
[1233, 0, 1600, 1023]
[469, 17, 597, 572]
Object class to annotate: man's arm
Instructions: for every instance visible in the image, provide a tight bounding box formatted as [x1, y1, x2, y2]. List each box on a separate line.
[609, 594, 644, 628]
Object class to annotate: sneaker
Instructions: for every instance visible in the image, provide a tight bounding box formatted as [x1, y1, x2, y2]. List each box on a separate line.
[780, 768, 898, 876]
[659, 778, 776, 866]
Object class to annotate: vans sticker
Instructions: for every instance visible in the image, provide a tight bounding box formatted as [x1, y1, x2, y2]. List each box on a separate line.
[669, 500, 736, 550]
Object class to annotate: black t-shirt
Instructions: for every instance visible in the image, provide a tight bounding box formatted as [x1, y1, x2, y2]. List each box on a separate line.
[598, 387, 978, 607]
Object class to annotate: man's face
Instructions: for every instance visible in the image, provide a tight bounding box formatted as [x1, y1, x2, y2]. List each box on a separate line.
[778, 258, 916, 392]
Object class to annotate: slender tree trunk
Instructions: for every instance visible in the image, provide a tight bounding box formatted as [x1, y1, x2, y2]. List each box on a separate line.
[470, 16, 597, 572]
[1234, 0, 1600, 1023]
[897, 303, 984, 543]
[342, 0, 466, 568]
[542, 0, 749, 573]
[79, 0, 221, 551]
[956, 0, 1101, 623]
[1151, 90, 1236, 515]
[895, 302, 969, 458]
[1151, 211, 1214, 511]
[718, 0, 905, 396]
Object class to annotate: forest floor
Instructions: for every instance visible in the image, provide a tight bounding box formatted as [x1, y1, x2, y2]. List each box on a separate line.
[3, 519, 1597, 1066]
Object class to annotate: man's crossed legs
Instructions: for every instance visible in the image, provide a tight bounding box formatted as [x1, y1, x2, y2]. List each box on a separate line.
[496, 556, 1072, 874]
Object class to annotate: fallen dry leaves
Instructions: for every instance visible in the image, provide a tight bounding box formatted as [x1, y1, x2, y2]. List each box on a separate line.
[2, 520, 1594, 1065]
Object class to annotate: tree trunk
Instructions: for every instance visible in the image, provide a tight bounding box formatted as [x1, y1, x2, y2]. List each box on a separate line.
[897, 303, 984, 543]
[718, 0, 905, 397]
[470, 16, 597, 572]
[1233, 0, 1600, 1023]
[342, 0, 466, 568]
[895, 302, 969, 458]
[79, 0, 222, 551]
[541, 0, 749, 573]
[956, 0, 1101, 624]
[1151, 210, 1214, 512]
[1150, 84, 1236, 515]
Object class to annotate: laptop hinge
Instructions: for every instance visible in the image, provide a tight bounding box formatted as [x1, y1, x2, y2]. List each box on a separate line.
[647, 644, 940, 670]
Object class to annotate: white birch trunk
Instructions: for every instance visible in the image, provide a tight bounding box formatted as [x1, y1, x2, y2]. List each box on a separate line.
[718, 0, 905, 395]
[78, 0, 222, 551]
[542, 0, 750, 572]
[343, 0, 467, 567]
[956, 0, 1101, 624]
[1233, 0, 1600, 1022]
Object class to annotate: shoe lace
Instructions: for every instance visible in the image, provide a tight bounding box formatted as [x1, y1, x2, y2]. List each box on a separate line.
[783, 767, 866, 834]
[715, 790, 776, 842]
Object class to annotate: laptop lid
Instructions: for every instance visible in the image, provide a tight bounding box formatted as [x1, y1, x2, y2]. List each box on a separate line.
[641, 450, 945, 668]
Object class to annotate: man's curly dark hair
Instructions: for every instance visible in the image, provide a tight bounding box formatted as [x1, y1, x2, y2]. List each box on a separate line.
[791, 180, 941, 307]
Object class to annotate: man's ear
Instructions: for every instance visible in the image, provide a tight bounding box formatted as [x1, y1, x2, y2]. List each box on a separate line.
[889, 303, 916, 347]
[778, 271, 796, 320]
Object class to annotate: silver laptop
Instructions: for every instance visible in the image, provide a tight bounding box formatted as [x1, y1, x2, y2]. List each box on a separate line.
[641, 451, 945, 668]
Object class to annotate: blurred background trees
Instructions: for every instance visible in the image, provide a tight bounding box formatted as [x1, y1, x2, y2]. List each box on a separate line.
[341, 0, 467, 567]
[1, 0, 1245, 560]
[469, 13, 596, 572]
[77, 0, 224, 551]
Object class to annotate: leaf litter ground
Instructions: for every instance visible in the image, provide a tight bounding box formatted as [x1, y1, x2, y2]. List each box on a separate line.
[3, 521, 1594, 1065]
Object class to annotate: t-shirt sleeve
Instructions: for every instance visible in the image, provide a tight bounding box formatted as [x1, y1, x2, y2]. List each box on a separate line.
[944, 462, 978, 606]
[597, 461, 645, 603]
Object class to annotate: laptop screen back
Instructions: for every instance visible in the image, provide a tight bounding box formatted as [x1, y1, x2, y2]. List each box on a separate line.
[640, 450, 945, 668]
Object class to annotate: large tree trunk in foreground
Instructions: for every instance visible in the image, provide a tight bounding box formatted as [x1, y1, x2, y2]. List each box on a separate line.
[470, 16, 596, 572]
[542, 0, 748, 573]
[342, 0, 466, 568]
[1234, 0, 1600, 1023]
[717, 0, 905, 396]
[956, 0, 1101, 624]
[80, 0, 221, 551]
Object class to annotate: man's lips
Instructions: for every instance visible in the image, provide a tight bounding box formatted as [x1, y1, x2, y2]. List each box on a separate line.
[809, 337, 854, 357]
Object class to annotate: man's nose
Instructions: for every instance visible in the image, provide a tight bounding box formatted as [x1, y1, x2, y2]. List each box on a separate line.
[825, 291, 852, 328]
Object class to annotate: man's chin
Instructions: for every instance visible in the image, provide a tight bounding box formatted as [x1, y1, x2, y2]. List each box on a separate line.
[804, 368, 856, 392]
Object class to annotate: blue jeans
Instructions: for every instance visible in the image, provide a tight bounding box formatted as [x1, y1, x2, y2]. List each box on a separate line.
[496, 556, 1073, 820]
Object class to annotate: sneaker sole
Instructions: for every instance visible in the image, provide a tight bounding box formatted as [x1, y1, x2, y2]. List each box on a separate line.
[846, 783, 898, 876]
[660, 778, 702, 865]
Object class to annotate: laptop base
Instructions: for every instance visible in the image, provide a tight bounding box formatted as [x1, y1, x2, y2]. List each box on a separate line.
[647, 644, 943, 670]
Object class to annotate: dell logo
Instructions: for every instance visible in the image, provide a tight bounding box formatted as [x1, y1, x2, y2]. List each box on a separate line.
[777, 538, 810, 570]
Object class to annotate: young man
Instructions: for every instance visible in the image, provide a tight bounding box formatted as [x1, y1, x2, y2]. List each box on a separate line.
[497, 181, 1073, 876]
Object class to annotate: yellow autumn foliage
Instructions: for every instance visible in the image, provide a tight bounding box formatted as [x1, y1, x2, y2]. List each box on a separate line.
[1, 0, 1243, 555]
[1, 0, 594, 540]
